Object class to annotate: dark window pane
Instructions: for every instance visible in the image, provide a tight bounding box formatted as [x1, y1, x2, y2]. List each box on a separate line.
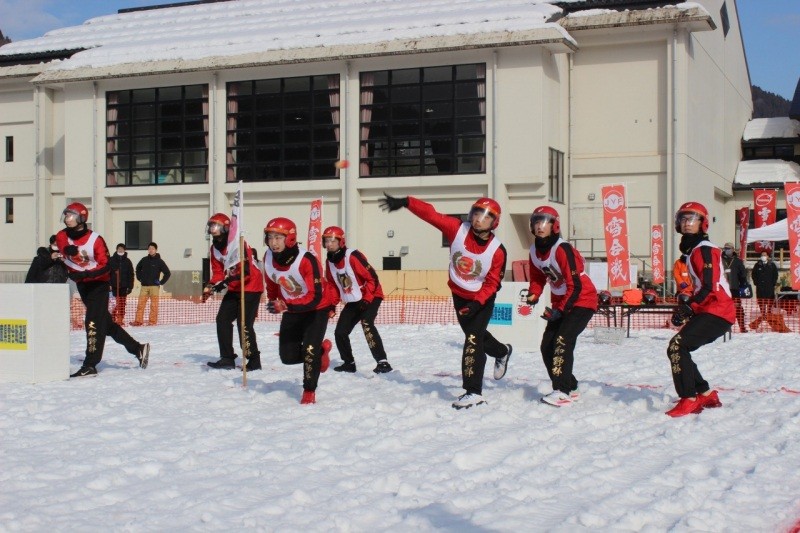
[456, 118, 484, 135]
[255, 79, 280, 94]
[132, 89, 155, 103]
[284, 129, 310, 143]
[284, 145, 311, 160]
[392, 69, 419, 84]
[184, 85, 204, 99]
[423, 84, 453, 102]
[455, 82, 482, 99]
[392, 122, 421, 137]
[391, 86, 419, 103]
[371, 87, 389, 104]
[133, 105, 155, 120]
[424, 66, 452, 83]
[255, 111, 281, 128]
[392, 104, 420, 120]
[160, 102, 182, 117]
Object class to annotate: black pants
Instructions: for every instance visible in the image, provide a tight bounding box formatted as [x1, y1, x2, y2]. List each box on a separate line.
[216, 291, 262, 360]
[334, 298, 386, 363]
[540, 306, 594, 394]
[667, 313, 731, 398]
[77, 281, 140, 368]
[453, 294, 507, 395]
[278, 309, 329, 392]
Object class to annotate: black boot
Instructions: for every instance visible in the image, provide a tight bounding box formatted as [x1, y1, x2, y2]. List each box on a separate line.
[245, 354, 262, 371]
[334, 361, 357, 373]
[207, 357, 236, 369]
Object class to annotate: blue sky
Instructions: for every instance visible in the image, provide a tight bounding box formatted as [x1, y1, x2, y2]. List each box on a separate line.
[1, 0, 798, 100]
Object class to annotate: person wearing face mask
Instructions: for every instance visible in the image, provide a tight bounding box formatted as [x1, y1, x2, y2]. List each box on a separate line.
[109, 243, 135, 325]
[721, 242, 749, 333]
[749, 251, 784, 331]
[25, 235, 69, 284]
[379, 193, 512, 410]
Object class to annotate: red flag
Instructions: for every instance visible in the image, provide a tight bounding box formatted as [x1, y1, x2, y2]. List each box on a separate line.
[753, 189, 777, 255]
[601, 185, 632, 289]
[784, 182, 800, 290]
[737, 206, 749, 260]
[307, 198, 323, 266]
[650, 224, 665, 284]
[223, 182, 242, 271]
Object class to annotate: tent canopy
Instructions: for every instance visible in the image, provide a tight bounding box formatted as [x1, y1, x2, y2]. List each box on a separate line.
[746, 218, 788, 242]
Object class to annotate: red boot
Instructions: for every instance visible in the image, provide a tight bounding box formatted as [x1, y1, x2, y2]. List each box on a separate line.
[699, 390, 722, 408]
[320, 339, 332, 373]
[665, 397, 703, 417]
[301, 390, 316, 404]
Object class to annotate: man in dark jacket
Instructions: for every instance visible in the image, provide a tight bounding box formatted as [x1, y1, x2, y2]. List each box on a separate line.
[721, 242, 749, 333]
[749, 251, 786, 331]
[25, 235, 68, 284]
[109, 243, 135, 325]
[133, 242, 170, 326]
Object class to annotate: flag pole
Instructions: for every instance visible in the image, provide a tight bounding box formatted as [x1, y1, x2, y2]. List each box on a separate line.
[240, 233, 247, 388]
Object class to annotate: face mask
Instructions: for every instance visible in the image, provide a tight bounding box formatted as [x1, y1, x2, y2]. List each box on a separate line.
[761, 256, 768, 263]
[117, 252, 125, 256]
[723, 248, 733, 257]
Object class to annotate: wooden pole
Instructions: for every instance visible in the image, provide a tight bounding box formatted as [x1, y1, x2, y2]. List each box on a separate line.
[240, 234, 247, 388]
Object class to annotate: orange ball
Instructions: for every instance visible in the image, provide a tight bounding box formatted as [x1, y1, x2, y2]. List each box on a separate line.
[334, 160, 350, 169]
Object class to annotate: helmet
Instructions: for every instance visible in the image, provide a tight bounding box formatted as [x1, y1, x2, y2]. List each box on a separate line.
[530, 206, 560, 235]
[675, 201, 709, 233]
[643, 288, 658, 305]
[63, 202, 89, 225]
[469, 198, 501, 229]
[322, 226, 346, 247]
[207, 213, 230, 234]
[598, 290, 612, 306]
[264, 217, 297, 247]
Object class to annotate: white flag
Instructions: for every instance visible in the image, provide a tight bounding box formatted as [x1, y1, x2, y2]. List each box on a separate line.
[224, 182, 243, 271]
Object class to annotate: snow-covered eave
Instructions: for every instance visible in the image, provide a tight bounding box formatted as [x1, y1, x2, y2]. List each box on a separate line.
[31, 27, 576, 85]
[558, 6, 715, 33]
[0, 63, 50, 81]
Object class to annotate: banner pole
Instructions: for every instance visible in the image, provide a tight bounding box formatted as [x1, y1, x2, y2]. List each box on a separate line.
[240, 233, 247, 388]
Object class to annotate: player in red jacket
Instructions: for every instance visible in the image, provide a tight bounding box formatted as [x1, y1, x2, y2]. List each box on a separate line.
[55, 202, 149, 378]
[323, 226, 392, 374]
[204, 213, 265, 371]
[380, 194, 512, 410]
[263, 217, 335, 405]
[526, 206, 597, 407]
[665, 202, 735, 417]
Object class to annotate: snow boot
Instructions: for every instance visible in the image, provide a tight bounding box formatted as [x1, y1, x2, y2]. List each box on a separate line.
[137, 343, 150, 369]
[245, 354, 262, 371]
[452, 392, 486, 410]
[320, 339, 332, 373]
[70, 366, 97, 378]
[207, 357, 236, 369]
[334, 361, 357, 373]
[493, 344, 512, 380]
[373, 360, 393, 374]
[301, 390, 316, 404]
[665, 397, 703, 417]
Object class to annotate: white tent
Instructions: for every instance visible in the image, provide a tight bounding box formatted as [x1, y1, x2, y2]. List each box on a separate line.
[746, 218, 788, 242]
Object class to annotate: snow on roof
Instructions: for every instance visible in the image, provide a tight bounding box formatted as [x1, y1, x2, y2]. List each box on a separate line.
[0, 0, 569, 72]
[742, 117, 800, 141]
[734, 159, 800, 185]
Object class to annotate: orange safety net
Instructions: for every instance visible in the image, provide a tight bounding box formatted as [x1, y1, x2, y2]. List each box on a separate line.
[68, 294, 800, 334]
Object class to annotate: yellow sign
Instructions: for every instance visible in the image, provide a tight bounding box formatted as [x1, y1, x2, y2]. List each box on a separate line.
[0, 319, 28, 350]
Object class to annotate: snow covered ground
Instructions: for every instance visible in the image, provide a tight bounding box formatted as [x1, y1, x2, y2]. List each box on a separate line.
[2, 323, 799, 531]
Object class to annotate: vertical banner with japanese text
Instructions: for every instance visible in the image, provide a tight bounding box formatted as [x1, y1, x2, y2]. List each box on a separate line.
[650, 224, 665, 285]
[737, 206, 750, 260]
[601, 185, 632, 289]
[223, 182, 242, 271]
[307, 198, 323, 267]
[784, 182, 800, 290]
[753, 189, 777, 255]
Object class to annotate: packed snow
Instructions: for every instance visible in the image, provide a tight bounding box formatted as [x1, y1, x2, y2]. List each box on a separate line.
[2, 321, 800, 531]
[734, 159, 800, 186]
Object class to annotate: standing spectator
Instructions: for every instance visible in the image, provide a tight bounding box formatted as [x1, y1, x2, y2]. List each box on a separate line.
[749, 251, 785, 331]
[133, 242, 170, 326]
[323, 225, 392, 374]
[263, 217, 334, 405]
[665, 202, 734, 417]
[204, 213, 264, 371]
[526, 206, 597, 407]
[55, 202, 149, 377]
[379, 194, 512, 410]
[109, 243, 135, 325]
[25, 235, 68, 284]
[672, 254, 693, 297]
[721, 242, 749, 333]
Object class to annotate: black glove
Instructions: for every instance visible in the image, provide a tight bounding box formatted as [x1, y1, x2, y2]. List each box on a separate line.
[358, 299, 370, 312]
[458, 301, 480, 318]
[64, 245, 79, 257]
[541, 307, 563, 322]
[68, 270, 91, 281]
[676, 293, 693, 315]
[671, 309, 691, 327]
[267, 299, 288, 314]
[379, 192, 408, 212]
[213, 281, 227, 293]
[526, 295, 539, 307]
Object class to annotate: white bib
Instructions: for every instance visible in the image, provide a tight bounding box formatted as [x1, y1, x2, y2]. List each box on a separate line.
[448, 223, 501, 293]
[327, 249, 363, 303]
[264, 247, 310, 301]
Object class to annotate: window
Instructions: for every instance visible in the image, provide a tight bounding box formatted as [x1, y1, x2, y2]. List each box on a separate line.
[548, 148, 564, 203]
[4, 136, 12, 162]
[125, 221, 152, 250]
[106, 85, 209, 186]
[4, 198, 12, 223]
[442, 214, 469, 247]
[226, 75, 340, 182]
[720, 2, 730, 38]
[360, 64, 486, 177]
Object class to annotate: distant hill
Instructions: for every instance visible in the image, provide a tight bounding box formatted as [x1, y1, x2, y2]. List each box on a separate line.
[752, 85, 791, 118]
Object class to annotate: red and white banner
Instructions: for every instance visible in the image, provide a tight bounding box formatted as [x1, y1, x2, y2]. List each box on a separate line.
[223, 182, 242, 272]
[307, 198, 323, 267]
[753, 189, 777, 255]
[650, 224, 665, 285]
[737, 206, 749, 260]
[784, 182, 800, 290]
[601, 185, 632, 289]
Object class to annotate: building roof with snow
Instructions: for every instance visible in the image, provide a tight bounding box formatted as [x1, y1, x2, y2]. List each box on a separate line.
[742, 117, 800, 142]
[734, 159, 800, 187]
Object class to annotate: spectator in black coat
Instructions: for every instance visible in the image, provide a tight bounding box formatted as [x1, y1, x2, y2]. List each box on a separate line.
[721, 242, 749, 333]
[25, 235, 68, 284]
[749, 251, 783, 331]
[109, 243, 135, 325]
[133, 242, 171, 326]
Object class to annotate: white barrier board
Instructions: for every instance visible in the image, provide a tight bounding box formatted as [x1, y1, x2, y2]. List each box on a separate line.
[487, 281, 551, 350]
[0, 284, 70, 383]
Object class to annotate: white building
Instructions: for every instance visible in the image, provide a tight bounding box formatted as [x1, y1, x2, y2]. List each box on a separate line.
[0, 0, 752, 295]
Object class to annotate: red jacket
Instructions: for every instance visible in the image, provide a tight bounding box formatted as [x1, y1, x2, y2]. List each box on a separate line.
[325, 248, 384, 305]
[407, 196, 506, 305]
[686, 242, 736, 324]
[528, 241, 598, 313]
[264, 249, 335, 313]
[55, 229, 111, 284]
[209, 240, 264, 294]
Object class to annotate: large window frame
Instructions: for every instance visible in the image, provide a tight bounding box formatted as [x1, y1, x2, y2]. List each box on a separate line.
[359, 64, 486, 177]
[106, 85, 209, 187]
[548, 148, 565, 203]
[125, 221, 153, 250]
[226, 75, 340, 182]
